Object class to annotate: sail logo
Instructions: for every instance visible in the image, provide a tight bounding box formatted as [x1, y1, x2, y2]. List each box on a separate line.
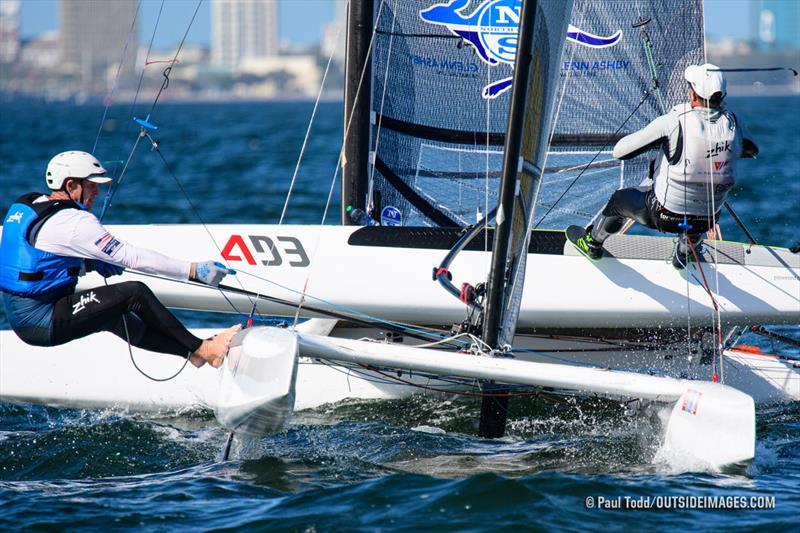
[381, 206, 403, 227]
[419, 0, 623, 98]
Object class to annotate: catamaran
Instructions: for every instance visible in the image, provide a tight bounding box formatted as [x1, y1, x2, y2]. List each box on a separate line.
[2, 0, 799, 469]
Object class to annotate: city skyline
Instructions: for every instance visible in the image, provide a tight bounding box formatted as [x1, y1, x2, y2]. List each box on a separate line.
[16, 0, 772, 50]
[18, 0, 334, 49]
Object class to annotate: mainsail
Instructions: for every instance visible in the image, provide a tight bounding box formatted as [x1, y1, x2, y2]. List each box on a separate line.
[537, 0, 705, 229]
[367, 0, 516, 227]
[362, 0, 704, 230]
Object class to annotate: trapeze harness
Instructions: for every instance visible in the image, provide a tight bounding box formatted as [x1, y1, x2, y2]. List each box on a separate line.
[0, 193, 202, 355]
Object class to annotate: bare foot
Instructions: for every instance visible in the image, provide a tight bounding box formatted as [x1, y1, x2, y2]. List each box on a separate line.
[191, 324, 242, 368]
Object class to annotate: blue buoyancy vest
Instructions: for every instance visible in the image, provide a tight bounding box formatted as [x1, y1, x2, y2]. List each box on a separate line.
[0, 193, 84, 297]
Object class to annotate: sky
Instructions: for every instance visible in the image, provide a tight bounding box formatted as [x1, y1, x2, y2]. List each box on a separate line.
[18, 0, 755, 48]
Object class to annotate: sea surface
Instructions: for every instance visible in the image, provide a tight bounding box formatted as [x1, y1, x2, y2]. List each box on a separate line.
[1, 97, 799, 531]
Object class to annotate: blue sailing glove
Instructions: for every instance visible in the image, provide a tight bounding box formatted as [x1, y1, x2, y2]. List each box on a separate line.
[192, 261, 236, 287]
[87, 260, 125, 278]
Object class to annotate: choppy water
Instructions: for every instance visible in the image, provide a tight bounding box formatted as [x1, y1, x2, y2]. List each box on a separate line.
[1, 97, 799, 530]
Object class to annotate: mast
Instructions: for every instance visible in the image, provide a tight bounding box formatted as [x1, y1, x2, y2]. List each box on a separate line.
[341, 0, 374, 224]
[478, 0, 574, 437]
[478, 0, 539, 439]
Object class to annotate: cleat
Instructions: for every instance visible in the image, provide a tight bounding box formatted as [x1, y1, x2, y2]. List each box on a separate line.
[566, 225, 603, 261]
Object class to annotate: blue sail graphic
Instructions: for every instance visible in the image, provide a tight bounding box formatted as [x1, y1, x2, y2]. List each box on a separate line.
[420, 0, 622, 98]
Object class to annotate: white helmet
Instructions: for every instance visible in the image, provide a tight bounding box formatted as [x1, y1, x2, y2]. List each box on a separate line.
[45, 151, 112, 190]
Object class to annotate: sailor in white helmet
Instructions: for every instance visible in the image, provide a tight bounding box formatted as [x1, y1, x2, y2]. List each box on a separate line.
[566, 63, 759, 268]
[0, 151, 241, 368]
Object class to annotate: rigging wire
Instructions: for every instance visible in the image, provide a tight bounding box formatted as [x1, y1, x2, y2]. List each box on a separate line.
[100, 0, 202, 221]
[129, 0, 166, 116]
[92, 0, 142, 155]
[289, 0, 390, 326]
[96, 0, 213, 382]
[279, 22, 342, 224]
[143, 0, 202, 119]
[534, 94, 649, 228]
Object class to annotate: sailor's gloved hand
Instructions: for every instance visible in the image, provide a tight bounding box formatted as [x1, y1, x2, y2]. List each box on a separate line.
[192, 261, 236, 287]
[86, 259, 125, 278]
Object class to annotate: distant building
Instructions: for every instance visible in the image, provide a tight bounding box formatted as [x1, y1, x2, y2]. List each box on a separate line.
[751, 0, 800, 50]
[19, 31, 60, 69]
[0, 0, 20, 63]
[321, 0, 346, 64]
[211, 0, 279, 68]
[60, 0, 138, 83]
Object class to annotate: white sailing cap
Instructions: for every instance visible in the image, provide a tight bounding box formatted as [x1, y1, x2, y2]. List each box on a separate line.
[684, 63, 726, 100]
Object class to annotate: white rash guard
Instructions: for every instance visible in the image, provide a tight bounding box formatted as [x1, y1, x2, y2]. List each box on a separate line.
[31, 196, 191, 280]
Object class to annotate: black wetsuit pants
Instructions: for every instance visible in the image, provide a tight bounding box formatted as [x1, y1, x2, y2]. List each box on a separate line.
[589, 187, 714, 252]
[48, 281, 203, 357]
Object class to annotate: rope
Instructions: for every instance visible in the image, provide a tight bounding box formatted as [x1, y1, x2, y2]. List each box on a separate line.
[688, 238, 723, 382]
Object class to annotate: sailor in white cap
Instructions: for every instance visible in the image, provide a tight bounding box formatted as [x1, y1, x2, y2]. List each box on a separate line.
[567, 63, 759, 268]
[0, 151, 241, 368]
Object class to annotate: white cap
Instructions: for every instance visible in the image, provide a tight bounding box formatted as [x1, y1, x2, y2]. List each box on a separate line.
[45, 151, 112, 190]
[684, 63, 726, 100]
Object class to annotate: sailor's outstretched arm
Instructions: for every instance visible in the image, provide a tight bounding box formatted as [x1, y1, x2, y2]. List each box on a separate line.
[34, 210, 191, 280]
[612, 113, 676, 161]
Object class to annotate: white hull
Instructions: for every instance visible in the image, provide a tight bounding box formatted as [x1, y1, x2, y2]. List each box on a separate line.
[0, 324, 763, 468]
[1, 224, 796, 468]
[2, 325, 797, 412]
[58, 224, 799, 329]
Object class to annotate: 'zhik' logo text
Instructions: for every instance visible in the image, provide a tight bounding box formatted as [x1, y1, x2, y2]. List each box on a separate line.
[706, 140, 732, 158]
[72, 291, 99, 315]
[420, 0, 622, 98]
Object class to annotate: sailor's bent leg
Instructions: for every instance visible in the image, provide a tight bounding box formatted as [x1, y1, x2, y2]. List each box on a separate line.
[50, 281, 202, 357]
[590, 188, 651, 244]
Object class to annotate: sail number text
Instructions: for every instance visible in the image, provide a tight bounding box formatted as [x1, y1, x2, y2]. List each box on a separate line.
[221, 234, 310, 267]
